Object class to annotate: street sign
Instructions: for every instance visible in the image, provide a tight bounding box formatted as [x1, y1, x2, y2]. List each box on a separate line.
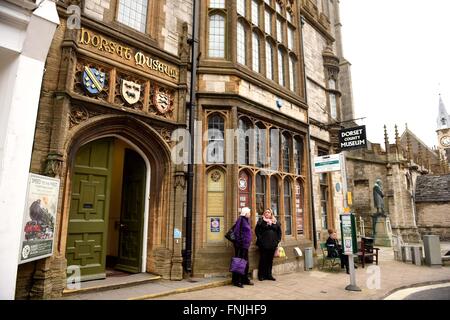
[314, 154, 341, 173]
[339, 125, 367, 151]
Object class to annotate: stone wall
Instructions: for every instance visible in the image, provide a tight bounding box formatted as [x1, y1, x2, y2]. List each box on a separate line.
[162, 0, 193, 56]
[84, 0, 193, 57]
[417, 203, 450, 241]
[302, 21, 328, 124]
[345, 142, 423, 242]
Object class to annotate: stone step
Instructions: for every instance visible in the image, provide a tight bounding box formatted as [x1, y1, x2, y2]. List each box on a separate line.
[63, 272, 162, 296]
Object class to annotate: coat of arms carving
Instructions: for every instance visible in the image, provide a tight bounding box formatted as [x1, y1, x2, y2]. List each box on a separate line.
[82, 66, 105, 95]
[120, 79, 141, 105]
[153, 85, 174, 114]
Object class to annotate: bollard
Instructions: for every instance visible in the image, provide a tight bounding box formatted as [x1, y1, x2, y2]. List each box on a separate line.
[410, 246, 423, 266]
[401, 244, 412, 263]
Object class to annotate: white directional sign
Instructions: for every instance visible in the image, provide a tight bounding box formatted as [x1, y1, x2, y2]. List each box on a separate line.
[314, 154, 342, 174]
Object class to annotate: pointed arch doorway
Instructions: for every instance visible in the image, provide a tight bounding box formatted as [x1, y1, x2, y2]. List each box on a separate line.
[66, 136, 150, 281]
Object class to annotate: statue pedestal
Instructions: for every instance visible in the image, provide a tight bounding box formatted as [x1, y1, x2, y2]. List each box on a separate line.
[372, 215, 392, 247]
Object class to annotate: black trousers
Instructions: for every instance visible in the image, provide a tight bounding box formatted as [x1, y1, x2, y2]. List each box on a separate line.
[339, 250, 349, 270]
[258, 248, 276, 279]
[232, 246, 250, 285]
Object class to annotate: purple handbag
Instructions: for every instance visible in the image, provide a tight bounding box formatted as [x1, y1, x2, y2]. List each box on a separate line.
[230, 257, 247, 275]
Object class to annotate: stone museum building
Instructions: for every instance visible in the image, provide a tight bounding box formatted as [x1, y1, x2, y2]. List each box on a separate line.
[13, 0, 357, 299]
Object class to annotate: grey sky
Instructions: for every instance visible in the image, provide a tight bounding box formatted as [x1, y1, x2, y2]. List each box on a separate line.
[339, 0, 450, 148]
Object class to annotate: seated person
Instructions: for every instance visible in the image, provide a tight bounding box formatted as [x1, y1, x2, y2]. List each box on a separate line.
[326, 229, 357, 274]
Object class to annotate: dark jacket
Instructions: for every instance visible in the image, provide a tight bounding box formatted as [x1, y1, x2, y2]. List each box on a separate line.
[234, 216, 252, 250]
[255, 218, 282, 250]
[326, 237, 341, 258]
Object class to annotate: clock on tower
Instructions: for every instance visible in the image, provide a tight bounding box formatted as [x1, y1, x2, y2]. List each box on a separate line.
[440, 135, 450, 148]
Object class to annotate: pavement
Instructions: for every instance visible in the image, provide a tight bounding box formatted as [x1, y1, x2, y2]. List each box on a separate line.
[58, 245, 450, 300]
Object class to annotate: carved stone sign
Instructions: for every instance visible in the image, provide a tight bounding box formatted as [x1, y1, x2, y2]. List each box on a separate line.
[78, 28, 178, 81]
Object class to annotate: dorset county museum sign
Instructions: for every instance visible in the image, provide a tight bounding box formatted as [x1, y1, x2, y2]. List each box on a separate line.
[339, 125, 367, 151]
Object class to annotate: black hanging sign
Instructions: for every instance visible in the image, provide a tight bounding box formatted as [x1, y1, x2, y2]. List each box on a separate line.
[339, 125, 367, 151]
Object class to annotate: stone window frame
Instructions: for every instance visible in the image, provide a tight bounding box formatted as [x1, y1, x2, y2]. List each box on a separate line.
[234, 0, 299, 92]
[238, 168, 253, 214]
[237, 0, 246, 16]
[281, 130, 293, 173]
[116, 0, 149, 33]
[325, 71, 342, 122]
[317, 147, 335, 231]
[294, 135, 305, 176]
[109, 0, 160, 39]
[236, 113, 309, 238]
[238, 116, 253, 165]
[255, 171, 267, 219]
[252, 31, 261, 72]
[207, 5, 228, 59]
[237, 20, 247, 65]
[295, 177, 306, 235]
[206, 112, 226, 164]
[205, 166, 227, 244]
[283, 176, 294, 236]
[270, 174, 281, 218]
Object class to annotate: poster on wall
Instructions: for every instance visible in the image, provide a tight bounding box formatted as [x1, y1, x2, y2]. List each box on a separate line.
[18, 173, 60, 264]
[207, 217, 224, 242]
[210, 218, 221, 233]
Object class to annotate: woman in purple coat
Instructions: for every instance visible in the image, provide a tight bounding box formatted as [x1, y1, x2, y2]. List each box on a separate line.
[232, 207, 254, 288]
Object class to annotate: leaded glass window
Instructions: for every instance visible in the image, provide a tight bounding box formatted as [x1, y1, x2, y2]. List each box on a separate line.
[252, 32, 260, 72]
[117, 0, 148, 33]
[208, 15, 226, 58]
[237, 22, 246, 65]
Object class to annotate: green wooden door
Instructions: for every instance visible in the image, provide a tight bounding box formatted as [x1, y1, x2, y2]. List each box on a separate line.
[115, 149, 146, 273]
[66, 138, 113, 281]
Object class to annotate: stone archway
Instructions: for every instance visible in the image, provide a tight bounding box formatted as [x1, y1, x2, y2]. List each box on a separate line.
[60, 115, 174, 281]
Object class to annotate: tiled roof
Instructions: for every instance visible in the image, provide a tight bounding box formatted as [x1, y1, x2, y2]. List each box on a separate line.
[415, 174, 450, 203]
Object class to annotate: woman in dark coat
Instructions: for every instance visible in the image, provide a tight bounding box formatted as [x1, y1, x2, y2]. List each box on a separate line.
[232, 207, 253, 288]
[255, 209, 282, 281]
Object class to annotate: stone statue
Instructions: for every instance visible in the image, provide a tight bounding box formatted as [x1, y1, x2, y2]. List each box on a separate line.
[373, 179, 385, 216]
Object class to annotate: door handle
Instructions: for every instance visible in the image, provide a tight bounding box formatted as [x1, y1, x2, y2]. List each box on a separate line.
[120, 223, 128, 230]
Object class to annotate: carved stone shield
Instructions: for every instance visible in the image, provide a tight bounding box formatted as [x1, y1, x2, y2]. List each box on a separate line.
[153, 86, 173, 114]
[121, 79, 141, 105]
[82, 66, 105, 95]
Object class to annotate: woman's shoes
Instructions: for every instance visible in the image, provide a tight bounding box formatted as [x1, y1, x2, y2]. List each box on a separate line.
[258, 275, 276, 281]
[234, 283, 244, 288]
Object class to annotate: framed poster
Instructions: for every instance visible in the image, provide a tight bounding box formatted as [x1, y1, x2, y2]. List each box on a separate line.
[207, 217, 224, 242]
[18, 173, 60, 264]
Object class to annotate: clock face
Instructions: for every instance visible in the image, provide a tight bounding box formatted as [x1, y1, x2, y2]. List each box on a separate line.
[441, 135, 450, 147]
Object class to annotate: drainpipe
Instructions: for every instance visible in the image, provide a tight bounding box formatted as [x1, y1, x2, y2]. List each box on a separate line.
[300, 16, 318, 249]
[184, 0, 200, 274]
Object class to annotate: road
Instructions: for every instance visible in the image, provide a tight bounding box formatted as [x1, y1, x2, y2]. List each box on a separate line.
[403, 286, 450, 300]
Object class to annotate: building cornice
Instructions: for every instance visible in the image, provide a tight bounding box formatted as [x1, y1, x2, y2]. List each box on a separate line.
[197, 91, 309, 134]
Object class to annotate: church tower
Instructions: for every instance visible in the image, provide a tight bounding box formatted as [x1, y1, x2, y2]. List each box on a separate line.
[436, 95, 450, 166]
